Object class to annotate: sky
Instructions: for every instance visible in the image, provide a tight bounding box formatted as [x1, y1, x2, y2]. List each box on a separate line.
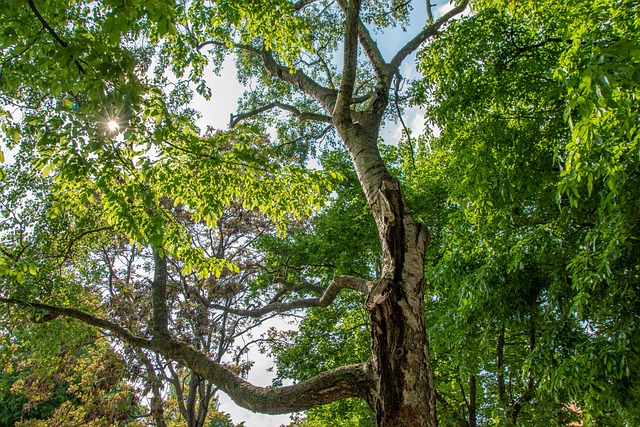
[191, 1, 460, 425]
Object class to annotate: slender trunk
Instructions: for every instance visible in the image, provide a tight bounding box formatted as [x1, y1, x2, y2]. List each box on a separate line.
[143, 356, 168, 427]
[469, 375, 477, 427]
[186, 372, 199, 427]
[497, 324, 505, 403]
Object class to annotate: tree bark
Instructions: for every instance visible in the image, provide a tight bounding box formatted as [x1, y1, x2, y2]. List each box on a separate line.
[497, 324, 505, 403]
[337, 123, 435, 426]
[469, 375, 477, 427]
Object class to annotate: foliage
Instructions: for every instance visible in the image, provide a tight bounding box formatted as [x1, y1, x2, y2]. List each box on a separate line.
[2, 0, 639, 425]
[410, 0, 640, 425]
[0, 325, 143, 427]
[0, 0, 331, 281]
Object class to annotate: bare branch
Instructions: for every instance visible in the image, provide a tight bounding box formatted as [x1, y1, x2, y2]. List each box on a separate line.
[194, 275, 372, 318]
[0, 296, 151, 348]
[393, 72, 415, 168]
[197, 40, 261, 56]
[26, 0, 85, 74]
[261, 49, 338, 115]
[426, 0, 434, 22]
[336, 0, 389, 85]
[197, 40, 337, 117]
[389, 0, 470, 74]
[157, 339, 373, 414]
[229, 102, 332, 128]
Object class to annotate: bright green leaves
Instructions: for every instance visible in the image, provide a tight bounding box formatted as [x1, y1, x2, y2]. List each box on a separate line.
[35, 114, 331, 279]
[0, 0, 331, 283]
[550, 0, 640, 297]
[557, 1, 640, 204]
[413, 1, 640, 424]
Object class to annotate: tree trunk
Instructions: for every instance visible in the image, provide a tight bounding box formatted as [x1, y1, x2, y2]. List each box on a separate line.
[497, 324, 505, 403]
[342, 128, 436, 426]
[469, 375, 477, 427]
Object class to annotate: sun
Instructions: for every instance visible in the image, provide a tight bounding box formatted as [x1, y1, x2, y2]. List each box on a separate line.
[107, 120, 120, 132]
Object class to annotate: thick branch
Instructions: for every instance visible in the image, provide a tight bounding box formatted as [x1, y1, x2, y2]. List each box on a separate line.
[336, 0, 389, 84]
[333, 0, 361, 124]
[195, 275, 372, 318]
[197, 38, 334, 108]
[229, 101, 332, 128]
[389, 0, 469, 74]
[261, 50, 337, 115]
[0, 296, 373, 414]
[154, 337, 373, 414]
[0, 297, 151, 348]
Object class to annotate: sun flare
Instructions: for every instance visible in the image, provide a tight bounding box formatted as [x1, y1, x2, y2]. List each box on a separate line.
[107, 120, 120, 132]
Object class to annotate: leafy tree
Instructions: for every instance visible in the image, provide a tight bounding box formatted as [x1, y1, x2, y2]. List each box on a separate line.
[1, 0, 638, 426]
[0, 322, 144, 427]
[407, 0, 640, 425]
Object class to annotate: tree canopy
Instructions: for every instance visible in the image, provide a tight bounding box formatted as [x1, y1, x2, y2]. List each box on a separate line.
[1, 0, 639, 426]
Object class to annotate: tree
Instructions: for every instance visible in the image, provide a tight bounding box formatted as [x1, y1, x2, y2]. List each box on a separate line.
[0, 317, 145, 427]
[1, 1, 470, 425]
[1, 0, 638, 426]
[407, 1, 640, 425]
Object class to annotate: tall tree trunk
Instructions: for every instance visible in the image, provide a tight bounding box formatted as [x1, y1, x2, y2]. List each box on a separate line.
[341, 127, 435, 426]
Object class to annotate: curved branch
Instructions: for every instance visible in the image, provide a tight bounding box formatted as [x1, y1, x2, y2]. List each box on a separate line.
[261, 49, 337, 115]
[197, 40, 261, 56]
[195, 275, 372, 318]
[229, 101, 332, 128]
[393, 72, 415, 168]
[198, 39, 338, 115]
[389, 0, 469, 74]
[155, 337, 373, 414]
[0, 297, 151, 348]
[57, 226, 112, 268]
[26, 0, 85, 74]
[0, 296, 373, 414]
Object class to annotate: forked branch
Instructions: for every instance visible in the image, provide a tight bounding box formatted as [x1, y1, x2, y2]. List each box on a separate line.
[229, 101, 332, 128]
[193, 275, 372, 318]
